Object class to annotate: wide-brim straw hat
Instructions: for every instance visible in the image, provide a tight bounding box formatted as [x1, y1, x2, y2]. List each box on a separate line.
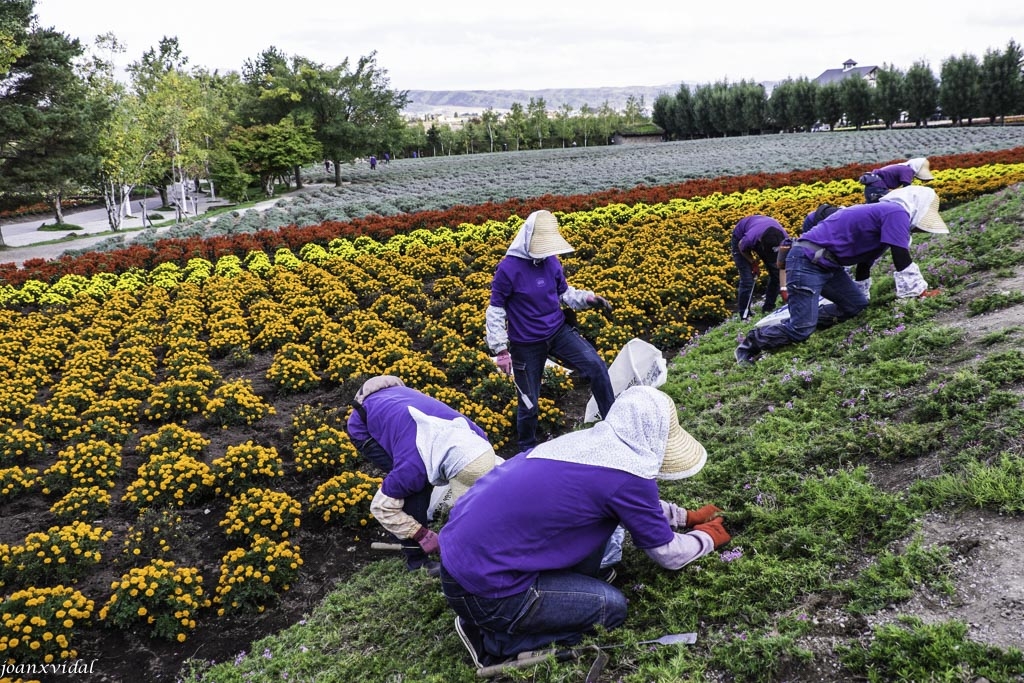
[528, 210, 574, 258]
[914, 192, 949, 233]
[447, 447, 497, 501]
[657, 409, 708, 480]
[881, 186, 949, 234]
[908, 157, 934, 181]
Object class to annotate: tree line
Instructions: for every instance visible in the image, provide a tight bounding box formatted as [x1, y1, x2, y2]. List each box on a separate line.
[1, 0, 1022, 233]
[0, 0, 410, 233]
[652, 40, 1024, 138]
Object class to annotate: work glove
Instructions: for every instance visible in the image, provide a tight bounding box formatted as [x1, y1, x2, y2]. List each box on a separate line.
[780, 287, 789, 303]
[495, 349, 513, 375]
[588, 295, 614, 321]
[692, 518, 731, 549]
[685, 505, 723, 526]
[750, 262, 761, 277]
[412, 526, 440, 554]
[919, 289, 942, 298]
[894, 263, 928, 299]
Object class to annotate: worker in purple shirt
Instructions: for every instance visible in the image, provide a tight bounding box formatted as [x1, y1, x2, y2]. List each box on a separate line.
[859, 157, 933, 203]
[346, 375, 496, 576]
[440, 386, 730, 669]
[486, 209, 615, 451]
[731, 215, 789, 319]
[735, 186, 949, 365]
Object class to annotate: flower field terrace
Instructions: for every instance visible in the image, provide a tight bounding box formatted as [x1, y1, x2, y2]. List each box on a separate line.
[3, 144, 1024, 289]
[1, 151, 1023, 680]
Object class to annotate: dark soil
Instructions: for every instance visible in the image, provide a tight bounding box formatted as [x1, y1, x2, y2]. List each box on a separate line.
[1, 346, 601, 683]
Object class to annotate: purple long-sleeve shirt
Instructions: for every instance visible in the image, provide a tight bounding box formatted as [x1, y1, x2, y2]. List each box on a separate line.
[489, 255, 568, 344]
[734, 215, 785, 254]
[801, 202, 912, 265]
[439, 456, 712, 598]
[346, 386, 487, 499]
[871, 164, 915, 190]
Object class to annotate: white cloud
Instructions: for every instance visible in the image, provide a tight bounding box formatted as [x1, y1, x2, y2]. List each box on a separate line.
[32, 0, 1023, 90]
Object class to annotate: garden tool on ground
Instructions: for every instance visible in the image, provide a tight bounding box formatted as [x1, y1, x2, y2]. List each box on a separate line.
[511, 374, 534, 410]
[475, 632, 697, 679]
[741, 282, 757, 320]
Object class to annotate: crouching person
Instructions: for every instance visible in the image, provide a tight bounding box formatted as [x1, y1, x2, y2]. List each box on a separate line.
[438, 386, 730, 668]
[735, 186, 949, 365]
[346, 375, 497, 577]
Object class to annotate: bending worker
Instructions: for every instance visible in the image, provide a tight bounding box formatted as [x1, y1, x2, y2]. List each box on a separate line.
[486, 209, 615, 451]
[859, 157, 933, 203]
[735, 186, 949, 365]
[731, 214, 788, 319]
[346, 375, 496, 576]
[439, 386, 730, 668]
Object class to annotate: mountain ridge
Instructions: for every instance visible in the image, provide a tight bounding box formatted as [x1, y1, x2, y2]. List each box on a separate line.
[401, 83, 686, 115]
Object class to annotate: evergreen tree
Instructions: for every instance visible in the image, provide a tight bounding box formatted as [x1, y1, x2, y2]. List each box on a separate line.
[839, 76, 874, 129]
[904, 60, 939, 126]
[939, 53, 982, 126]
[873, 64, 905, 128]
[0, 3, 103, 225]
[980, 40, 1024, 125]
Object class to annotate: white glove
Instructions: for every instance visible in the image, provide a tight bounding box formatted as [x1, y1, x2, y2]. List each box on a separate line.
[853, 277, 872, 302]
[894, 263, 928, 299]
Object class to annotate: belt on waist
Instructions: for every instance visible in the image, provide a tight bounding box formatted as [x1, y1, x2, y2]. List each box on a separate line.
[793, 239, 839, 265]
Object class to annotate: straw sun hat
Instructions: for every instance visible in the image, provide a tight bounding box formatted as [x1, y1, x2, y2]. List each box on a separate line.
[657, 407, 708, 480]
[881, 186, 949, 234]
[907, 157, 934, 181]
[527, 210, 574, 258]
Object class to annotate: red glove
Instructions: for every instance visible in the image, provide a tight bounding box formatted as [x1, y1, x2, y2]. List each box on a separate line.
[693, 518, 731, 548]
[685, 505, 722, 526]
[918, 289, 942, 299]
[495, 350, 513, 375]
[780, 287, 789, 303]
[412, 526, 439, 554]
[750, 263, 761, 277]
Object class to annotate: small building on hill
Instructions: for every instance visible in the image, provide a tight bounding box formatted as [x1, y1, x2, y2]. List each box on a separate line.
[813, 59, 879, 87]
[610, 123, 665, 145]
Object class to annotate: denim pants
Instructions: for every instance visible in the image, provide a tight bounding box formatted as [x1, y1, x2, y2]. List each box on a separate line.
[751, 245, 868, 350]
[440, 561, 628, 664]
[510, 323, 614, 451]
[357, 438, 432, 570]
[731, 234, 781, 317]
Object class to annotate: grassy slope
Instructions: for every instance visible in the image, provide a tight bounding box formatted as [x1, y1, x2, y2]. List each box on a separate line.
[180, 185, 1024, 683]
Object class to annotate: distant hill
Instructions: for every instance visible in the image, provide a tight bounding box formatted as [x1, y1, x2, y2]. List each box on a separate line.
[401, 84, 686, 116]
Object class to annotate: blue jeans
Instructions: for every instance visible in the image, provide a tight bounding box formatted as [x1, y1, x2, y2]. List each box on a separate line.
[440, 562, 628, 664]
[510, 323, 614, 451]
[731, 235, 781, 317]
[750, 245, 868, 350]
[357, 438, 432, 570]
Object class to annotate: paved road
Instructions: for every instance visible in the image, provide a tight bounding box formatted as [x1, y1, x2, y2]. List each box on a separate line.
[0, 187, 320, 268]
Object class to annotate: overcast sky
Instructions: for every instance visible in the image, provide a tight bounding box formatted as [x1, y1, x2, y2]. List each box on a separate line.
[32, 0, 1024, 91]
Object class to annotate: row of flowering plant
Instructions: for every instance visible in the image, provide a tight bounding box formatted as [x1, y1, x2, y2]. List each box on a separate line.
[213, 535, 303, 615]
[0, 522, 112, 589]
[0, 585, 94, 663]
[307, 471, 381, 525]
[220, 488, 303, 542]
[2, 147, 1021, 288]
[98, 559, 211, 642]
